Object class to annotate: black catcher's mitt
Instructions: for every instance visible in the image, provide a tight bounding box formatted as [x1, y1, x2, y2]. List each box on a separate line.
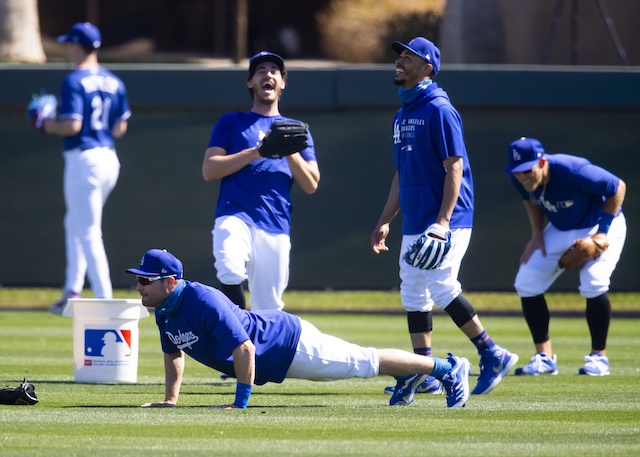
[258, 120, 309, 159]
[0, 379, 39, 405]
[27, 93, 57, 133]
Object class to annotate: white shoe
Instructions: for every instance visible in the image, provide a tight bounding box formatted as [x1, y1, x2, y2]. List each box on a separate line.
[514, 353, 558, 376]
[578, 353, 610, 376]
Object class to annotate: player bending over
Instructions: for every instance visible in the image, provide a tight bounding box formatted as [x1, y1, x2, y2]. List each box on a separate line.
[505, 137, 626, 376]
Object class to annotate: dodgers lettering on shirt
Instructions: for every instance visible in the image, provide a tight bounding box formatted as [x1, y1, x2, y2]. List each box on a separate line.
[509, 154, 621, 231]
[208, 112, 317, 235]
[156, 281, 302, 385]
[58, 67, 131, 151]
[392, 83, 474, 234]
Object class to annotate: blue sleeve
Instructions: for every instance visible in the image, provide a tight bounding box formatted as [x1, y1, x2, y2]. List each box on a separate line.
[208, 113, 232, 149]
[298, 127, 317, 163]
[570, 162, 620, 197]
[115, 80, 131, 122]
[202, 297, 251, 357]
[430, 104, 465, 161]
[58, 77, 84, 121]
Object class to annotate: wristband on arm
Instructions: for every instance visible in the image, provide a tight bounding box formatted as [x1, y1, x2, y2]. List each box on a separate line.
[597, 213, 615, 234]
[233, 382, 252, 408]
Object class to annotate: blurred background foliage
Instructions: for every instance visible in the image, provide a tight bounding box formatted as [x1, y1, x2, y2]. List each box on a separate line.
[316, 0, 443, 63]
[2, 0, 638, 65]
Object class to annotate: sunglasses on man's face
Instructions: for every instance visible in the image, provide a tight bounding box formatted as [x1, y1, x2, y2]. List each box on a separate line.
[137, 275, 175, 286]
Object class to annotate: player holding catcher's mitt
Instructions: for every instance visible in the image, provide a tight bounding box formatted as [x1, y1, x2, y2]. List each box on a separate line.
[404, 223, 452, 270]
[0, 378, 39, 405]
[258, 120, 309, 159]
[27, 93, 57, 133]
[558, 233, 609, 270]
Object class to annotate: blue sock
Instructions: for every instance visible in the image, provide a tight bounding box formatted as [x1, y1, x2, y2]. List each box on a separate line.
[430, 357, 453, 380]
[471, 330, 495, 352]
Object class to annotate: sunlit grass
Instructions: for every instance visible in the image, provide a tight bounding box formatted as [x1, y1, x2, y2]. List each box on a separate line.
[1, 288, 638, 313]
[0, 309, 638, 456]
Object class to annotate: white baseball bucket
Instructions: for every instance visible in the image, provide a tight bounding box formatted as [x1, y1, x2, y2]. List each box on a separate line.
[63, 299, 149, 383]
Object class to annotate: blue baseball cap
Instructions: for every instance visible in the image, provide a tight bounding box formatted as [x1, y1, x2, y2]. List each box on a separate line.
[505, 137, 546, 173]
[392, 37, 441, 75]
[126, 249, 183, 279]
[57, 22, 102, 49]
[249, 51, 285, 76]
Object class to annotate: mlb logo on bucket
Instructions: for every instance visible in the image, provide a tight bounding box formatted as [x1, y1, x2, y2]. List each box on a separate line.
[84, 329, 132, 358]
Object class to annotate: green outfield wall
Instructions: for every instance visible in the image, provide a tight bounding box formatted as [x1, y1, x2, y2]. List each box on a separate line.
[1, 64, 638, 292]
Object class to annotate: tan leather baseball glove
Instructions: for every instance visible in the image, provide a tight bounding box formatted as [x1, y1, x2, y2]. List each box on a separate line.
[558, 234, 609, 270]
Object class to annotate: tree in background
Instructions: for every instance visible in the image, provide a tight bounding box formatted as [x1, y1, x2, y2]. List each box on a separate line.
[316, 0, 444, 63]
[0, 0, 45, 63]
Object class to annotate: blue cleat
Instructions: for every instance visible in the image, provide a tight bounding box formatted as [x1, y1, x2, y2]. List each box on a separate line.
[472, 346, 519, 394]
[388, 374, 428, 406]
[441, 353, 471, 408]
[384, 376, 443, 395]
[578, 353, 610, 376]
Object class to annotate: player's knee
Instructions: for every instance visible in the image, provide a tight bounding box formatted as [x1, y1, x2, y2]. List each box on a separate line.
[579, 284, 610, 299]
[214, 256, 247, 283]
[216, 270, 246, 285]
[514, 273, 547, 297]
[401, 301, 434, 313]
[444, 294, 476, 327]
[407, 311, 433, 334]
[431, 290, 460, 308]
[514, 284, 544, 297]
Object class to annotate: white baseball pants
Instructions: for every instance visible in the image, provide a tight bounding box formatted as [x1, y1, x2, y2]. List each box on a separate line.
[285, 319, 379, 380]
[514, 213, 627, 298]
[212, 215, 290, 311]
[63, 147, 120, 298]
[398, 228, 472, 312]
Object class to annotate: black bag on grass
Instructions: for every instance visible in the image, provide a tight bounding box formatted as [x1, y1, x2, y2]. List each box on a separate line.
[0, 378, 39, 405]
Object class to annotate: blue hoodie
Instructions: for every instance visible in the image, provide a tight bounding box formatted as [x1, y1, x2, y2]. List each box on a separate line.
[392, 82, 474, 234]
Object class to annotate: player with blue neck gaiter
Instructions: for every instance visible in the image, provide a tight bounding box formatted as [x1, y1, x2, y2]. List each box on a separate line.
[372, 37, 518, 405]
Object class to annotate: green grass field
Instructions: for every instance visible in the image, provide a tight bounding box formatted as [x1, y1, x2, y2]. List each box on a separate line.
[2, 288, 640, 313]
[0, 291, 639, 456]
